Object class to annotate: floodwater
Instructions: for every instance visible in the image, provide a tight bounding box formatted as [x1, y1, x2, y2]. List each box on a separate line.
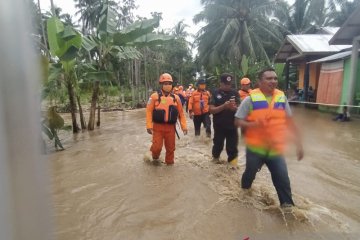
[49, 106, 360, 240]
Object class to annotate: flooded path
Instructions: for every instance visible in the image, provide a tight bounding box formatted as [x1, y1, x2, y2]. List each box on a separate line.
[49, 106, 360, 240]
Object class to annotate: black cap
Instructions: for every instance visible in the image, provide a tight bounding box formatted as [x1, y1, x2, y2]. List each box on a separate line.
[220, 73, 233, 84]
[196, 79, 206, 85]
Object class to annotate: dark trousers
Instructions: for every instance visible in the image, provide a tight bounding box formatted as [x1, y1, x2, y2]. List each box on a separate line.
[212, 126, 238, 162]
[193, 113, 211, 136]
[241, 149, 294, 206]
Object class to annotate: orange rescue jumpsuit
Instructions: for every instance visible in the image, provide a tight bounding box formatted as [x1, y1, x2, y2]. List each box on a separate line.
[146, 90, 187, 164]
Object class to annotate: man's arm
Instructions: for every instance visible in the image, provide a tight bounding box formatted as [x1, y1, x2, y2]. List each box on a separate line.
[176, 96, 188, 134]
[209, 103, 227, 114]
[235, 118, 261, 128]
[188, 95, 194, 118]
[287, 117, 304, 161]
[234, 96, 256, 128]
[146, 95, 155, 134]
[283, 96, 303, 160]
[209, 100, 237, 114]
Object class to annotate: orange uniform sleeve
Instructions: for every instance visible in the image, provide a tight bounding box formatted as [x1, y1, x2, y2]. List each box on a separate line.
[188, 95, 193, 112]
[175, 95, 187, 131]
[146, 94, 156, 129]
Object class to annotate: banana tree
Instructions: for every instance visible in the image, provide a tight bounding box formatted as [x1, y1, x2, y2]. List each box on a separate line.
[47, 16, 82, 133]
[82, 4, 173, 130]
[81, 4, 142, 130]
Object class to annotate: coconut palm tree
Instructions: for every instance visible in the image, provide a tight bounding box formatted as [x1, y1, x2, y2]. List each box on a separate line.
[272, 0, 352, 35]
[194, 0, 284, 68]
[272, 0, 328, 34]
[327, 0, 360, 26]
[74, 0, 119, 34]
[75, 0, 135, 34]
[172, 20, 189, 39]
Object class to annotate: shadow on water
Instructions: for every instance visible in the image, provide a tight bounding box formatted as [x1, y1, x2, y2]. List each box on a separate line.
[50, 108, 360, 240]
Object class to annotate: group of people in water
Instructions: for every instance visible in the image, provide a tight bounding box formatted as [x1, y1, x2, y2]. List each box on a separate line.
[145, 67, 304, 208]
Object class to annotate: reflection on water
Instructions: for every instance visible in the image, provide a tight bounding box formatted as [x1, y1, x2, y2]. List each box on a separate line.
[50, 106, 360, 240]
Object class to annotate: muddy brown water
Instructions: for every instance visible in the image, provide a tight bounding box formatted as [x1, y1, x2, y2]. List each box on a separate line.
[49, 106, 360, 240]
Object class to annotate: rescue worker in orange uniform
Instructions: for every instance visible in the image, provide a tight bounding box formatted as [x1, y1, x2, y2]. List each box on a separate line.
[173, 85, 186, 106]
[238, 77, 252, 100]
[234, 67, 304, 207]
[146, 73, 188, 165]
[188, 79, 211, 137]
[178, 85, 187, 106]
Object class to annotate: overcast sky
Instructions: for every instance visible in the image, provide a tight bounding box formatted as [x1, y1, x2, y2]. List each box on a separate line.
[39, 0, 204, 35]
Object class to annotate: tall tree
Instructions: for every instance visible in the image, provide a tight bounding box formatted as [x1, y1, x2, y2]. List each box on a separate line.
[194, 0, 283, 68]
[272, 0, 354, 34]
[74, 0, 136, 33]
[327, 0, 360, 26]
[74, 0, 118, 34]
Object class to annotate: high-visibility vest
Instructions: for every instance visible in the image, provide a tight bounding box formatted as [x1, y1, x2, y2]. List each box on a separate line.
[188, 90, 211, 115]
[245, 88, 287, 154]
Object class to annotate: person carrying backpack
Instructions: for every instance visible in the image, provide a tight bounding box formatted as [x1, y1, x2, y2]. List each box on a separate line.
[146, 73, 188, 165]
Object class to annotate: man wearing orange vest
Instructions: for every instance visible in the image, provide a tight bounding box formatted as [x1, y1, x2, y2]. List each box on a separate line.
[146, 73, 188, 165]
[188, 79, 211, 137]
[235, 67, 304, 207]
[238, 77, 252, 100]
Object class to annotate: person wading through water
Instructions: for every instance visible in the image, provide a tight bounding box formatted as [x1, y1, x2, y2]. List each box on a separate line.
[146, 73, 187, 165]
[234, 67, 304, 207]
[209, 73, 240, 167]
[188, 78, 212, 138]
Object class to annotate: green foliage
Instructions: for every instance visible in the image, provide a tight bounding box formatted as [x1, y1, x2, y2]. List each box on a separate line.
[42, 63, 67, 104]
[107, 86, 119, 96]
[47, 17, 82, 61]
[42, 106, 65, 150]
[194, 0, 283, 68]
[98, 4, 117, 36]
[274, 63, 286, 90]
[39, 0, 196, 112]
[113, 17, 160, 45]
[241, 55, 249, 76]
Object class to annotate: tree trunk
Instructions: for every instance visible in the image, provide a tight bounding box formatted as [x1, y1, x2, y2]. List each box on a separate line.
[49, 0, 55, 16]
[130, 61, 135, 108]
[76, 95, 86, 130]
[37, 0, 49, 58]
[117, 70, 121, 104]
[135, 60, 140, 104]
[88, 80, 100, 130]
[144, 49, 149, 99]
[66, 81, 79, 133]
[96, 103, 100, 127]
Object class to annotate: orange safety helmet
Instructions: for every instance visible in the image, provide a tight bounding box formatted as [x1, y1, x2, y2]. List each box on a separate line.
[159, 73, 173, 83]
[240, 77, 251, 85]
